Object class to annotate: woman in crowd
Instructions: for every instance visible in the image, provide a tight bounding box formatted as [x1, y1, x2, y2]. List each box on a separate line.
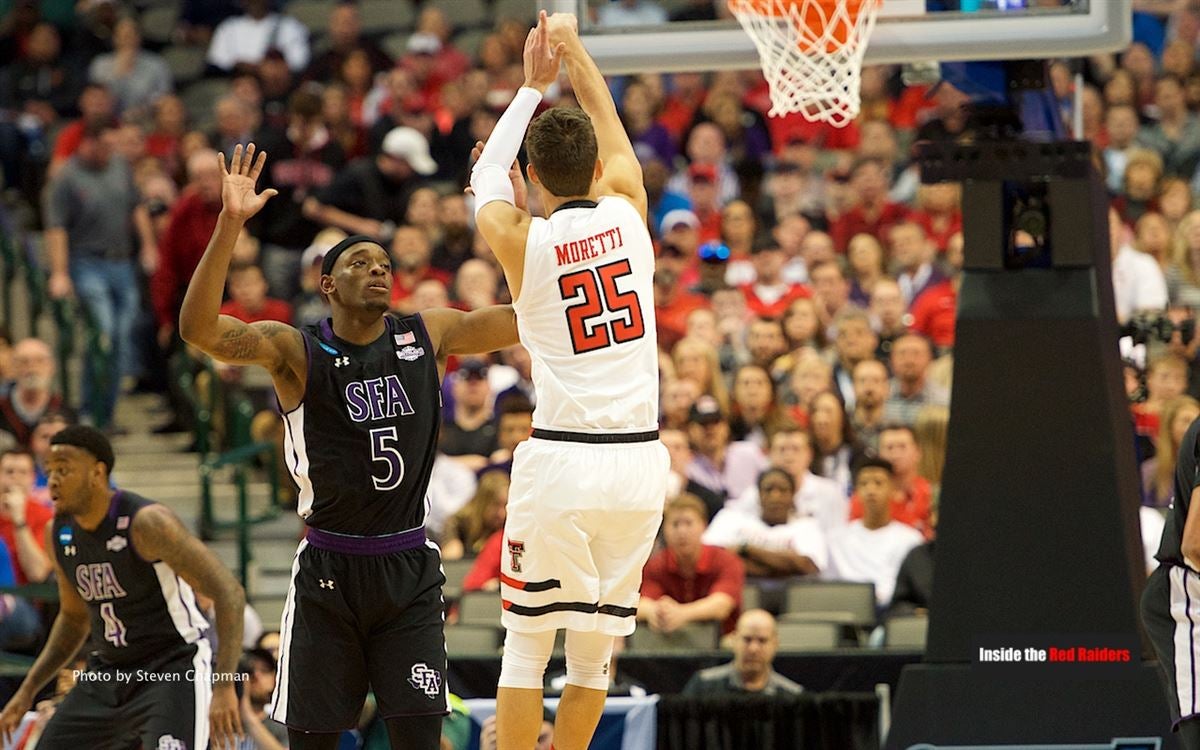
[440, 469, 510, 561]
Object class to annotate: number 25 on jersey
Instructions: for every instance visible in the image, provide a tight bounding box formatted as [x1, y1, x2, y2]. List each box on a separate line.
[558, 259, 645, 355]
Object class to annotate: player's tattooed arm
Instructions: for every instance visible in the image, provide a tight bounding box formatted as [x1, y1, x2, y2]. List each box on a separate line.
[209, 319, 304, 368]
[132, 505, 246, 748]
[131, 506, 245, 677]
[0, 526, 90, 737]
[422, 305, 520, 359]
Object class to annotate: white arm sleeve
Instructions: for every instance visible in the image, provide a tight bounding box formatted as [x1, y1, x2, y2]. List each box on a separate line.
[470, 87, 542, 218]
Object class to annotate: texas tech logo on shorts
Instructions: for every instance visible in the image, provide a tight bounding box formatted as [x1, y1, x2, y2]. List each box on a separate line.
[408, 662, 442, 699]
[507, 540, 525, 573]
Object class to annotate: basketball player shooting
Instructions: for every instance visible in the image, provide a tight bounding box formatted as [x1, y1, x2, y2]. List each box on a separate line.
[177, 146, 520, 750]
[470, 12, 670, 750]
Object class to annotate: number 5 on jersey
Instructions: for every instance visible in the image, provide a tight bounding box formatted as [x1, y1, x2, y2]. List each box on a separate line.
[559, 259, 646, 355]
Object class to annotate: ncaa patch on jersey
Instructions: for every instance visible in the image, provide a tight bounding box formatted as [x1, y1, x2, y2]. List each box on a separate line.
[408, 662, 441, 699]
[396, 346, 425, 362]
[59, 527, 73, 545]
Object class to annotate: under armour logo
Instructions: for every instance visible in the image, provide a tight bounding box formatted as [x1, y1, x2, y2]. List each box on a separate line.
[334, 356, 350, 367]
[319, 579, 335, 590]
[106, 536, 127, 552]
[156, 735, 186, 750]
[507, 540, 525, 573]
[63, 545, 76, 557]
[408, 662, 442, 699]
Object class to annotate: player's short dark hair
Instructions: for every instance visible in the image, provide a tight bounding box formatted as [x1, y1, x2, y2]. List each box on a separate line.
[853, 456, 894, 480]
[50, 425, 115, 474]
[525, 106, 598, 198]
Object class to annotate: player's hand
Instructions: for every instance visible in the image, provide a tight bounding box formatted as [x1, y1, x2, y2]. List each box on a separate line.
[219, 143, 278, 223]
[0, 687, 33, 745]
[545, 12, 579, 45]
[209, 683, 243, 749]
[522, 10, 565, 94]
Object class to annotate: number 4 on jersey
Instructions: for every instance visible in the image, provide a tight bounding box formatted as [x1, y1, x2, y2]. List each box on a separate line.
[559, 259, 645, 355]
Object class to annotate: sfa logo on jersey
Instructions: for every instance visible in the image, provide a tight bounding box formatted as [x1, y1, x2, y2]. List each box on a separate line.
[408, 662, 442, 699]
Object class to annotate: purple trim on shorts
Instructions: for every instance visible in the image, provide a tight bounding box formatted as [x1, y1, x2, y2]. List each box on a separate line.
[305, 526, 427, 556]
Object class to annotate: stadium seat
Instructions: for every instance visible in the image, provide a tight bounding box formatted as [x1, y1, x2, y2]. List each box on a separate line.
[883, 615, 929, 649]
[494, 0, 536, 24]
[162, 45, 207, 85]
[440, 0, 488, 30]
[780, 581, 877, 628]
[287, 0, 335, 35]
[628, 622, 720, 652]
[440, 557, 476, 603]
[359, 0, 415, 35]
[139, 5, 179, 45]
[458, 590, 503, 626]
[444, 624, 502, 657]
[775, 621, 840, 651]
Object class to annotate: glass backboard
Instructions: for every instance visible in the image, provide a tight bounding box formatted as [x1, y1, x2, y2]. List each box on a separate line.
[549, 0, 1129, 73]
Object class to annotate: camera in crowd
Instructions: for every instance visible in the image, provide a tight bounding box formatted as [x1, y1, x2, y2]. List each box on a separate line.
[1120, 313, 1197, 347]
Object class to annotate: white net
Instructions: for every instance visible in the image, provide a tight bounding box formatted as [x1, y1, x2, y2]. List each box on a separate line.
[729, 0, 882, 127]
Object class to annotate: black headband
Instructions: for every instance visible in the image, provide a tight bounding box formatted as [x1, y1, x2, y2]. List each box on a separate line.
[321, 235, 385, 277]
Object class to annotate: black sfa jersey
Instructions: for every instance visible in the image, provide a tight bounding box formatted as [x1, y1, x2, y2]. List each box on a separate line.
[52, 491, 209, 667]
[284, 314, 441, 535]
[1157, 417, 1200, 566]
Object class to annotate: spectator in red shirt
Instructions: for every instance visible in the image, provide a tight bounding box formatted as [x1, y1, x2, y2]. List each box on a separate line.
[658, 72, 707, 139]
[740, 237, 810, 318]
[849, 425, 933, 539]
[686, 164, 724, 243]
[655, 267, 711, 353]
[0, 449, 53, 585]
[909, 232, 962, 352]
[828, 158, 909, 252]
[152, 148, 223, 347]
[219, 263, 292, 324]
[389, 225, 453, 309]
[640, 494, 744, 635]
[48, 83, 116, 178]
[909, 182, 963, 255]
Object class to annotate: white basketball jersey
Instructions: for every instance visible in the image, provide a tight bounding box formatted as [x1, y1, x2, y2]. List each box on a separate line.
[514, 195, 659, 433]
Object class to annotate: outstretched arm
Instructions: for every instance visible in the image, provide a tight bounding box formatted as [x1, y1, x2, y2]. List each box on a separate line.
[422, 305, 520, 375]
[178, 145, 306, 406]
[547, 13, 647, 218]
[470, 12, 562, 301]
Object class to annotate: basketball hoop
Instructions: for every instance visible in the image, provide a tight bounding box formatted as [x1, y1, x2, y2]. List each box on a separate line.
[729, 0, 882, 127]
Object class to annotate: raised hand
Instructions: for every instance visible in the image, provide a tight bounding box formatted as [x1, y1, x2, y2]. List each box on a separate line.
[219, 143, 278, 222]
[523, 10, 565, 93]
[545, 11, 579, 45]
